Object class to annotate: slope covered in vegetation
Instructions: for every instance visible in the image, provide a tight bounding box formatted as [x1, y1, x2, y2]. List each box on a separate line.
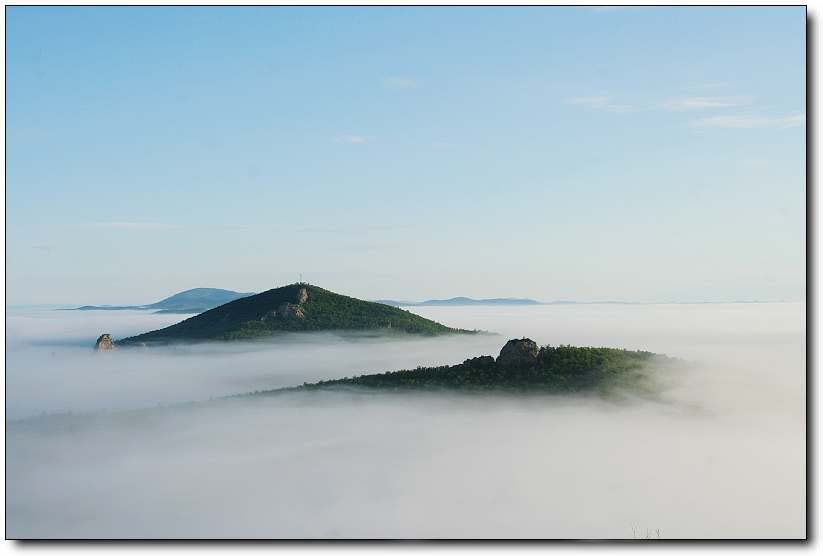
[117, 283, 472, 345]
[294, 339, 666, 394]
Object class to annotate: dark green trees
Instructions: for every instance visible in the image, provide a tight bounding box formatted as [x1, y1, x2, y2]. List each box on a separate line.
[303, 339, 661, 394]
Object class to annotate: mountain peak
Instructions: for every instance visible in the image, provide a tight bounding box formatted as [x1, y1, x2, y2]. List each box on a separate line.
[115, 283, 472, 346]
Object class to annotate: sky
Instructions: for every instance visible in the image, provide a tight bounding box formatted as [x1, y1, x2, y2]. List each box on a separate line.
[6, 6, 806, 305]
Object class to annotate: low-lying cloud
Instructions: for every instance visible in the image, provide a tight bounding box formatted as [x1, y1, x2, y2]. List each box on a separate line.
[6, 303, 806, 538]
[5, 308, 498, 420]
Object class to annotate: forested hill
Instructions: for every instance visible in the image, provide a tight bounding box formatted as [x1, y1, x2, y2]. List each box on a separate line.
[116, 283, 472, 345]
[376, 297, 540, 307]
[289, 338, 668, 394]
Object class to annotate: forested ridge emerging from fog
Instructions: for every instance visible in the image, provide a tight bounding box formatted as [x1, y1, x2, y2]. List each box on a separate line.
[241, 339, 669, 396]
[117, 284, 473, 345]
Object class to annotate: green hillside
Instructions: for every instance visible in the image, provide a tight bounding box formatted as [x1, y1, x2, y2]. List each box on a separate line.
[116, 283, 472, 345]
[291, 338, 667, 395]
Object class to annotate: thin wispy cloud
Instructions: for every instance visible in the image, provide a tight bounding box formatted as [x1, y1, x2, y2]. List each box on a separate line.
[568, 93, 796, 129]
[567, 96, 635, 113]
[661, 96, 752, 111]
[335, 134, 368, 144]
[86, 221, 182, 231]
[383, 77, 420, 89]
[299, 224, 411, 234]
[690, 113, 805, 129]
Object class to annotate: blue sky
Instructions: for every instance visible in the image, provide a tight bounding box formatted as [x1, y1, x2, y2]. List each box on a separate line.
[6, 6, 806, 304]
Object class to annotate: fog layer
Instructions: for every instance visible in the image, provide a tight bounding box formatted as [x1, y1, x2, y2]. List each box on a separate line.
[6, 303, 805, 538]
[5, 307, 499, 420]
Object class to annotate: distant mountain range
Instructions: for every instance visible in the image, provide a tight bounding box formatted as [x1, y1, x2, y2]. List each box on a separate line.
[376, 297, 541, 307]
[72, 288, 255, 314]
[114, 284, 473, 346]
[72, 288, 778, 318]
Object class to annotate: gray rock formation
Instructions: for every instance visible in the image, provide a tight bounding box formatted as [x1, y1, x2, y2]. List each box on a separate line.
[95, 333, 114, 351]
[260, 287, 309, 321]
[496, 338, 539, 367]
[277, 302, 305, 319]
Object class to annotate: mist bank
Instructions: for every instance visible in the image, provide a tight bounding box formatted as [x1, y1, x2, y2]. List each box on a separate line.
[6, 302, 805, 538]
[7, 379, 804, 539]
[6, 303, 804, 420]
[6, 307, 499, 420]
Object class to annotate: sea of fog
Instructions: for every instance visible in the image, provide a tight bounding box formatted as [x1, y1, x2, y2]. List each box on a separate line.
[6, 302, 806, 539]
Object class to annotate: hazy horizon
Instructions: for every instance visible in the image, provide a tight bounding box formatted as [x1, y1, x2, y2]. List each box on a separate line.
[4, 282, 807, 309]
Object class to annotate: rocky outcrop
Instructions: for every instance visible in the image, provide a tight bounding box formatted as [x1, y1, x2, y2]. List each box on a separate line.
[496, 338, 539, 367]
[95, 334, 114, 351]
[277, 302, 305, 319]
[260, 287, 309, 321]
